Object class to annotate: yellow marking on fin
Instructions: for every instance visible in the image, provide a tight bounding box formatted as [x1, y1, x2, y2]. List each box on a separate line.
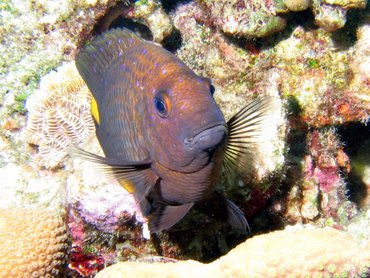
[91, 97, 100, 124]
[119, 179, 135, 193]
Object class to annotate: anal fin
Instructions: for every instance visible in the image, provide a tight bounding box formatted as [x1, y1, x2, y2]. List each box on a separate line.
[225, 198, 250, 233]
[149, 203, 194, 233]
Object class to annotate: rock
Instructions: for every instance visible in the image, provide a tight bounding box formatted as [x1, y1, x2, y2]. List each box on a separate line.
[283, 0, 312, 12]
[312, 2, 347, 32]
[197, 0, 286, 38]
[323, 0, 367, 9]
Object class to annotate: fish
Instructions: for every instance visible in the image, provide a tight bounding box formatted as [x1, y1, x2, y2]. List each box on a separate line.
[75, 27, 279, 234]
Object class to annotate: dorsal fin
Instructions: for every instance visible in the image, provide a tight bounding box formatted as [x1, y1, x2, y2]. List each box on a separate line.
[76, 28, 143, 95]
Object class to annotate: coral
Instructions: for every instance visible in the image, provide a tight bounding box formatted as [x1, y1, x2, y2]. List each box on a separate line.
[25, 62, 95, 169]
[350, 16, 370, 105]
[310, 0, 368, 32]
[285, 129, 357, 226]
[96, 226, 370, 277]
[273, 23, 369, 127]
[195, 0, 367, 35]
[283, 0, 312, 11]
[197, 0, 286, 38]
[0, 0, 115, 121]
[347, 208, 370, 242]
[0, 0, 123, 175]
[1, 0, 369, 275]
[275, 0, 367, 32]
[0, 207, 69, 277]
[312, 1, 348, 32]
[96, 0, 174, 43]
[132, 0, 173, 42]
[323, 0, 367, 9]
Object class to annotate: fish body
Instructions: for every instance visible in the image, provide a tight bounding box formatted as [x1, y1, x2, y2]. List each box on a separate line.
[76, 28, 278, 233]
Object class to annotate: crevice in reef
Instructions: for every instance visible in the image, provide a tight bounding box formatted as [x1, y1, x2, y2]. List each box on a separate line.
[331, 2, 370, 50]
[160, 0, 193, 13]
[338, 122, 370, 207]
[94, 1, 153, 39]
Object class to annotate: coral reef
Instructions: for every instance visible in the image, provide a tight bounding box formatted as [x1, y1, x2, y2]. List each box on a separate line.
[283, 0, 312, 12]
[276, 0, 367, 32]
[312, 1, 348, 31]
[0, 207, 69, 277]
[284, 129, 360, 227]
[96, 226, 370, 278]
[323, 0, 367, 9]
[195, 0, 368, 37]
[197, 0, 286, 38]
[132, 0, 173, 42]
[1, 0, 370, 276]
[273, 24, 369, 127]
[350, 17, 370, 105]
[25, 62, 94, 169]
[0, 0, 116, 120]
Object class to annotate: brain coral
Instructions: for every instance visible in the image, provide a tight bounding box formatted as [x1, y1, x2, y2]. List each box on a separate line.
[0, 207, 69, 277]
[96, 226, 370, 278]
[25, 61, 94, 169]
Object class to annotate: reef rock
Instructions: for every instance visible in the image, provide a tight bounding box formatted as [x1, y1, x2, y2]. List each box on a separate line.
[322, 0, 367, 9]
[96, 226, 370, 278]
[197, 0, 286, 38]
[283, 0, 312, 12]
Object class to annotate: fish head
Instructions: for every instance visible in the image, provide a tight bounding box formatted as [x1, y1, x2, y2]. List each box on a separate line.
[145, 72, 228, 173]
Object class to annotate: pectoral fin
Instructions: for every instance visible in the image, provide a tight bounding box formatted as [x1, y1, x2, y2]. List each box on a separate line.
[223, 96, 281, 180]
[149, 203, 194, 233]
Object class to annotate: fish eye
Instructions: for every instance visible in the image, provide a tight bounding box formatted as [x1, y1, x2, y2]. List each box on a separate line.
[210, 84, 215, 96]
[153, 91, 171, 118]
[154, 97, 166, 115]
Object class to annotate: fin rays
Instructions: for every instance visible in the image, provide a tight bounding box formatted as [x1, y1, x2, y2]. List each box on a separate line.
[224, 96, 281, 179]
[69, 146, 156, 202]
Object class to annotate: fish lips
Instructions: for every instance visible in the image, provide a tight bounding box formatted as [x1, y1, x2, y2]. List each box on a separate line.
[184, 123, 228, 153]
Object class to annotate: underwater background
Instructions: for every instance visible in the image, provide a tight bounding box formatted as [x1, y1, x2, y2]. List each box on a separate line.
[0, 0, 369, 277]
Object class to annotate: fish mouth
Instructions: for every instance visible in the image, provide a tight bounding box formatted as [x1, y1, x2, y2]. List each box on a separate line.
[184, 122, 228, 152]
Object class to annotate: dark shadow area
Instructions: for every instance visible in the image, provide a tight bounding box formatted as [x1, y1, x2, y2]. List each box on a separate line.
[160, 0, 193, 13]
[108, 17, 154, 40]
[94, 1, 135, 35]
[163, 206, 248, 263]
[331, 2, 370, 50]
[337, 122, 370, 207]
[93, 1, 153, 40]
[162, 28, 183, 52]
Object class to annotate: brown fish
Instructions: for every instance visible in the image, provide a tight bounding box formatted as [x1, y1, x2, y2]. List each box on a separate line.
[75, 28, 278, 233]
